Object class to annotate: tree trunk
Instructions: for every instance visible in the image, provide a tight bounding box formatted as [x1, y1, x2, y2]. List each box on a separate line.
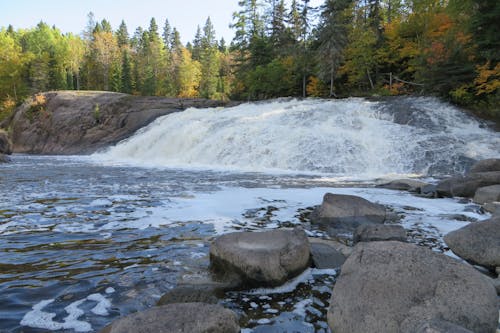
[366, 68, 374, 89]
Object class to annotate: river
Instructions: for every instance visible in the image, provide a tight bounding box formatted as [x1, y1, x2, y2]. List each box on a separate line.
[0, 97, 498, 332]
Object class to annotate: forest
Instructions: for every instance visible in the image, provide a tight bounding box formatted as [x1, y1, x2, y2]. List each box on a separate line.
[0, 0, 499, 124]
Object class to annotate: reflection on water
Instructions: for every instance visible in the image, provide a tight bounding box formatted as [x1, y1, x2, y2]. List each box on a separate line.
[0, 155, 491, 332]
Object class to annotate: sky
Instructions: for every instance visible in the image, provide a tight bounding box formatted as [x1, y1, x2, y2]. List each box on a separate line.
[0, 0, 324, 44]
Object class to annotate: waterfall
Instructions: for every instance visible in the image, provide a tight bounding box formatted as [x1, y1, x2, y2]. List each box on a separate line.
[93, 97, 500, 177]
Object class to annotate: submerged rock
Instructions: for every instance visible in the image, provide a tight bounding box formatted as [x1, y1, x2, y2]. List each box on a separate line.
[157, 285, 221, 305]
[210, 228, 310, 288]
[327, 241, 498, 333]
[0, 154, 10, 163]
[310, 193, 387, 236]
[473, 184, 500, 204]
[444, 217, 500, 270]
[353, 224, 407, 244]
[100, 302, 239, 333]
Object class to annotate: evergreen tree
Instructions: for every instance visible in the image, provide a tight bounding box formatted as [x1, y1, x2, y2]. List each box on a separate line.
[315, 0, 352, 96]
[192, 26, 203, 61]
[116, 20, 129, 47]
[162, 19, 172, 50]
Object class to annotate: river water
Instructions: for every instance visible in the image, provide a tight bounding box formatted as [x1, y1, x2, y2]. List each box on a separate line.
[0, 97, 499, 332]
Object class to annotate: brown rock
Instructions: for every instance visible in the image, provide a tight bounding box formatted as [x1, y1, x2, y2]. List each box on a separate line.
[8, 91, 231, 155]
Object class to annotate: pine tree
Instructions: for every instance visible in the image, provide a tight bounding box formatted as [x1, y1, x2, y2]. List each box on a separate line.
[162, 19, 172, 50]
[116, 20, 129, 47]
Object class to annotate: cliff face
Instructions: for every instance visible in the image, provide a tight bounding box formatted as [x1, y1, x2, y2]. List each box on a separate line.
[9, 91, 229, 155]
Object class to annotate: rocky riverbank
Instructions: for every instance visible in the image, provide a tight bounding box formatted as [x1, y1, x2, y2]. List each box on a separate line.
[3, 91, 233, 155]
[99, 158, 500, 333]
[0, 129, 12, 162]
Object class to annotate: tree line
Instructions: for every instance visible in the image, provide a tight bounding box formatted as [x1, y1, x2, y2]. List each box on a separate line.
[0, 0, 498, 123]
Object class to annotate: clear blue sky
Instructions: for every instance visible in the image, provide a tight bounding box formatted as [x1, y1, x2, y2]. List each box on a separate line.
[0, 0, 241, 43]
[0, 0, 324, 44]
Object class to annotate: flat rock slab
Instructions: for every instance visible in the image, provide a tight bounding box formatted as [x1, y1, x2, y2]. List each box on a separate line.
[414, 319, 474, 333]
[474, 185, 500, 204]
[436, 172, 500, 198]
[444, 217, 500, 269]
[328, 241, 498, 333]
[210, 228, 310, 288]
[310, 193, 387, 236]
[100, 302, 239, 333]
[376, 179, 430, 192]
[353, 224, 407, 244]
[470, 159, 500, 173]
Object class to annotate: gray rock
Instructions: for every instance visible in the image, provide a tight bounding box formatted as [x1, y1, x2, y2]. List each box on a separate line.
[413, 319, 474, 333]
[483, 202, 500, 216]
[157, 285, 221, 305]
[100, 302, 239, 333]
[308, 237, 353, 257]
[310, 193, 387, 236]
[353, 224, 407, 244]
[0, 130, 12, 155]
[436, 172, 500, 198]
[377, 179, 430, 192]
[210, 228, 310, 288]
[8, 91, 232, 155]
[474, 185, 500, 204]
[0, 154, 10, 163]
[444, 217, 500, 269]
[327, 241, 498, 333]
[470, 159, 500, 173]
[489, 278, 500, 295]
[310, 242, 346, 269]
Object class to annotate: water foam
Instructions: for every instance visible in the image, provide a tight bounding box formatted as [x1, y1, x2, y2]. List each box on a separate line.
[93, 97, 499, 177]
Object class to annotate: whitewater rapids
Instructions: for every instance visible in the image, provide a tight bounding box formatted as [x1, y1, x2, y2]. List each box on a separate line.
[93, 97, 500, 178]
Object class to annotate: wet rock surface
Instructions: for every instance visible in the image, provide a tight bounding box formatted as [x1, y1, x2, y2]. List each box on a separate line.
[328, 241, 498, 333]
[444, 217, 500, 269]
[100, 302, 240, 333]
[310, 193, 387, 236]
[353, 224, 407, 243]
[474, 184, 500, 204]
[210, 229, 310, 288]
[0, 129, 12, 155]
[8, 91, 230, 155]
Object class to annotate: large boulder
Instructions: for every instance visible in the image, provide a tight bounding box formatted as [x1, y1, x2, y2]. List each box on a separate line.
[100, 303, 239, 333]
[327, 241, 498, 333]
[210, 228, 310, 288]
[470, 159, 500, 173]
[0, 129, 12, 155]
[8, 91, 230, 154]
[444, 217, 500, 269]
[436, 172, 500, 198]
[353, 224, 407, 244]
[474, 185, 500, 204]
[310, 193, 387, 236]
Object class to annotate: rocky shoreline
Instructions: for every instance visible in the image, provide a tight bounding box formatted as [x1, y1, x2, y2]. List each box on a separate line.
[99, 158, 500, 333]
[2, 91, 234, 155]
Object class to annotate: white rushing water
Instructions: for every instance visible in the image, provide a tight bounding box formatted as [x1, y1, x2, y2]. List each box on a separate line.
[93, 97, 500, 177]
